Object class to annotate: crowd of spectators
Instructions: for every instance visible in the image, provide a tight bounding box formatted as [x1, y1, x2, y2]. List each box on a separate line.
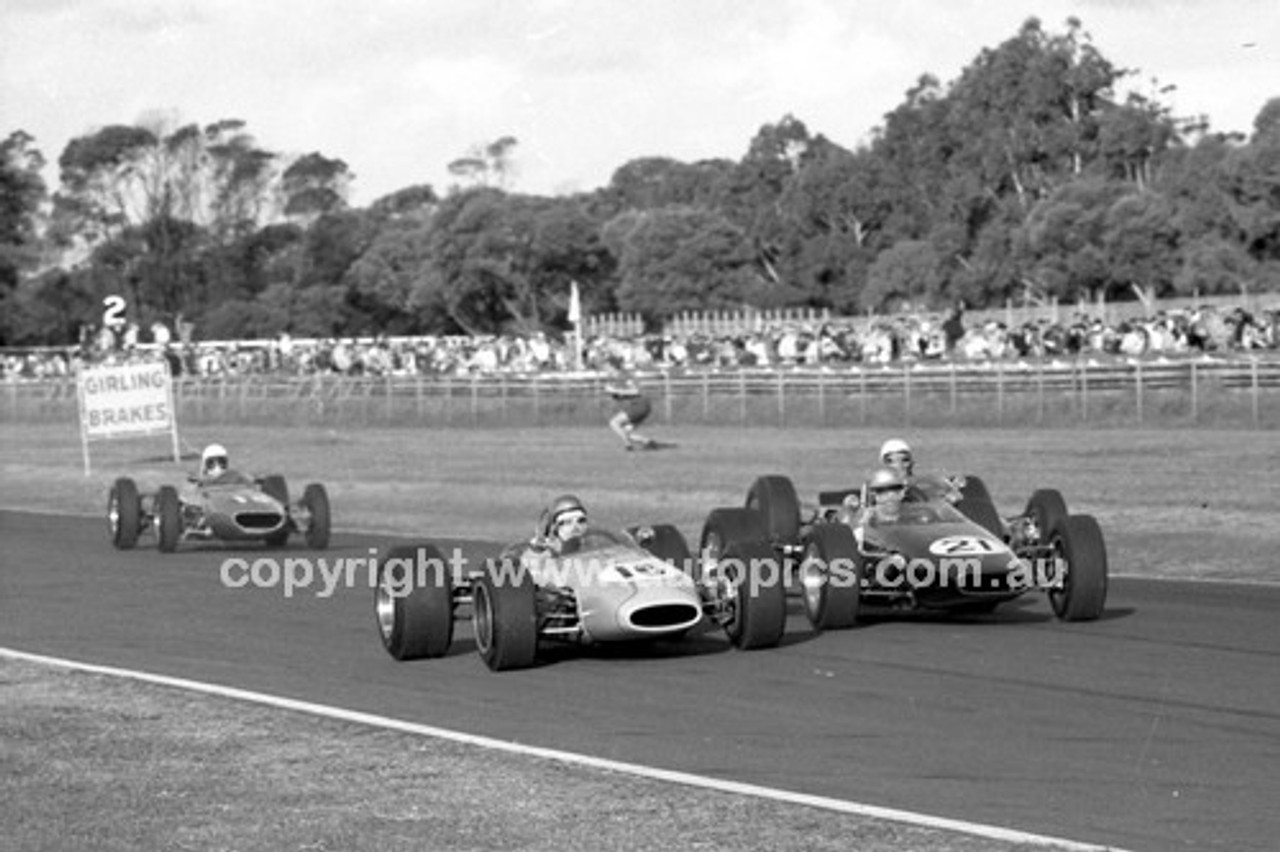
[3, 304, 1278, 382]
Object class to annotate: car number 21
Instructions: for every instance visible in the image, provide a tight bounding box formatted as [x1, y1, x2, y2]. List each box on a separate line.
[928, 535, 1004, 556]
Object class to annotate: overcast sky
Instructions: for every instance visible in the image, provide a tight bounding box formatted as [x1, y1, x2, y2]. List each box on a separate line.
[3, 0, 1277, 206]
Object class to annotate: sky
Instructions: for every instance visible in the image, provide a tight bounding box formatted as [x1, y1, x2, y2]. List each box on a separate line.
[2, 0, 1277, 207]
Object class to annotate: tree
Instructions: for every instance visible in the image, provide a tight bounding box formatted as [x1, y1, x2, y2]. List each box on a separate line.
[0, 131, 49, 343]
[861, 240, 944, 312]
[1103, 190, 1180, 302]
[281, 152, 351, 222]
[603, 206, 766, 320]
[447, 136, 519, 190]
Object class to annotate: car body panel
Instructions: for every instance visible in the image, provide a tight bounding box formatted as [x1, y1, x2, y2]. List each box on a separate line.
[501, 528, 705, 643]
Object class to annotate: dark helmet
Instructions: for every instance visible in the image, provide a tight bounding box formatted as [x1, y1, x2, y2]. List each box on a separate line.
[550, 493, 587, 524]
[868, 467, 906, 496]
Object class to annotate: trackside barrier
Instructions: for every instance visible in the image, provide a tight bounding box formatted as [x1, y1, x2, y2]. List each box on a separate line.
[3, 357, 1279, 429]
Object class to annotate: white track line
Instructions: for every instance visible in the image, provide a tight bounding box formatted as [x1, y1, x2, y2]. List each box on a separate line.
[2, 646, 1127, 852]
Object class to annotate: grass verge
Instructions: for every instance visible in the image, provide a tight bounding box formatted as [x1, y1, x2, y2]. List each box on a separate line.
[1, 657, 1069, 852]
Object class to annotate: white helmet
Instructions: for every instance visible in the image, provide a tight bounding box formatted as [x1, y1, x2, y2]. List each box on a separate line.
[880, 438, 912, 462]
[201, 443, 229, 474]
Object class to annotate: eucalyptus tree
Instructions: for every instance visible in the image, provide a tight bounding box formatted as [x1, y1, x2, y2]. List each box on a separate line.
[0, 130, 48, 343]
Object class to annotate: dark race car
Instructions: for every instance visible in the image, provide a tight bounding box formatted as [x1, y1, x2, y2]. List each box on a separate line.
[374, 520, 787, 671]
[107, 469, 331, 553]
[702, 473, 1107, 631]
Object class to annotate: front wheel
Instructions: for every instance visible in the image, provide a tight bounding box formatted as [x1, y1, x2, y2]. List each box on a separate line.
[722, 540, 787, 650]
[375, 544, 454, 660]
[799, 524, 862, 630]
[300, 483, 331, 550]
[472, 563, 538, 671]
[1047, 515, 1108, 621]
[156, 486, 181, 553]
[109, 477, 141, 550]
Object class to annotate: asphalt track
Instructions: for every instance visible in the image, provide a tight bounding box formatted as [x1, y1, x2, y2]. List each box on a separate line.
[3, 509, 1278, 852]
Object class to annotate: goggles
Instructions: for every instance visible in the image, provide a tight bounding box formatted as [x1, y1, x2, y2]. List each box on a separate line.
[205, 456, 228, 472]
[883, 452, 912, 465]
[872, 484, 905, 494]
[555, 511, 588, 531]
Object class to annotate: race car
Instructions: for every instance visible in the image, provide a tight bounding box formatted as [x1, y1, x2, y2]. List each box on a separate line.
[374, 520, 787, 671]
[704, 472, 1107, 629]
[107, 470, 331, 553]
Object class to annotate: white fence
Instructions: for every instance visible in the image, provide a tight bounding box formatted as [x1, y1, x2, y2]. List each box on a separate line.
[5, 355, 1279, 429]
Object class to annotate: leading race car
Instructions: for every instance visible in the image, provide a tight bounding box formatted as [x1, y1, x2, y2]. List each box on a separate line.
[374, 520, 787, 671]
[107, 469, 331, 553]
[703, 472, 1107, 630]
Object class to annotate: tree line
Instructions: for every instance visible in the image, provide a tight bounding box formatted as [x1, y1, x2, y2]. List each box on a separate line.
[1, 17, 1278, 346]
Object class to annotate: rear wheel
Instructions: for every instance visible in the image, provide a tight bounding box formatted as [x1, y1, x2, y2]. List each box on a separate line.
[156, 486, 181, 553]
[108, 477, 141, 550]
[799, 524, 862, 630]
[630, 524, 691, 571]
[698, 507, 767, 583]
[375, 544, 454, 660]
[955, 474, 1003, 538]
[746, 475, 801, 546]
[720, 540, 787, 650]
[301, 483, 331, 549]
[1047, 515, 1108, 621]
[1024, 489, 1067, 545]
[259, 475, 290, 547]
[473, 562, 538, 671]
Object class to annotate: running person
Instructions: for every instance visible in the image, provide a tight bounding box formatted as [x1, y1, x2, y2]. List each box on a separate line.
[605, 378, 656, 451]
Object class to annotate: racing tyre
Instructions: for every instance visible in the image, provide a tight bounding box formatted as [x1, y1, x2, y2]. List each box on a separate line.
[746, 475, 801, 545]
[109, 477, 142, 550]
[1047, 515, 1108, 622]
[630, 524, 692, 571]
[799, 524, 862, 630]
[259, 475, 291, 547]
[723, 540, 787, 650]
[954, 474, 1003, 539]
[301, 483, 331, 550]
[1024, 489, 1067, 545]
[375, 544, 454, 660]
[698, 507, 767, 582]
[156, 486, 181, 553]
[473, 561, 538, 671]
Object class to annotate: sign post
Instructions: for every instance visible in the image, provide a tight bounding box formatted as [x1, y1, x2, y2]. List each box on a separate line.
[76, 359, 181, 476]
[568, 279, 584, 372]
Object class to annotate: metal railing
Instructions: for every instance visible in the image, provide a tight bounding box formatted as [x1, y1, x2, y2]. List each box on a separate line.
[5, 355, 1278, 429]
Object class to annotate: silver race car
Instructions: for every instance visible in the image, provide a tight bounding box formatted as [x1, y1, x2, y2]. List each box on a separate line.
[374, 521, 787, 671]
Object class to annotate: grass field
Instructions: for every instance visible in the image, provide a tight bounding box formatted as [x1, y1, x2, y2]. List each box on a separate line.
[1, 657, 1071, 852]
[2, 419, 1275, 851]
[3, 419, 1277, 582]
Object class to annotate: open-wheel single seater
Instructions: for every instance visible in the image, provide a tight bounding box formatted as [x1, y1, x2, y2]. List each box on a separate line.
[702, 472, 1108, 631]
[374, 519, 789, 671]
[107, 470, 331, 553]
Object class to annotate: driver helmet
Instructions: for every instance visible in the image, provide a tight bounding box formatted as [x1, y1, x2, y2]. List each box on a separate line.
[548, 493, 588, 543]
[201, 443, 229, 476]
[879, 438, 914, 477]
[867, 467, 906, 506]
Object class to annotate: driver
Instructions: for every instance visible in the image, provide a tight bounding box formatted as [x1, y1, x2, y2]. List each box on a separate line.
[539, 493, 590, 555]
[879, 438, 914, 481]
[200, 443, 232, 482]
[862, 467, 907, 525]
[878, 438, 962, 504]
